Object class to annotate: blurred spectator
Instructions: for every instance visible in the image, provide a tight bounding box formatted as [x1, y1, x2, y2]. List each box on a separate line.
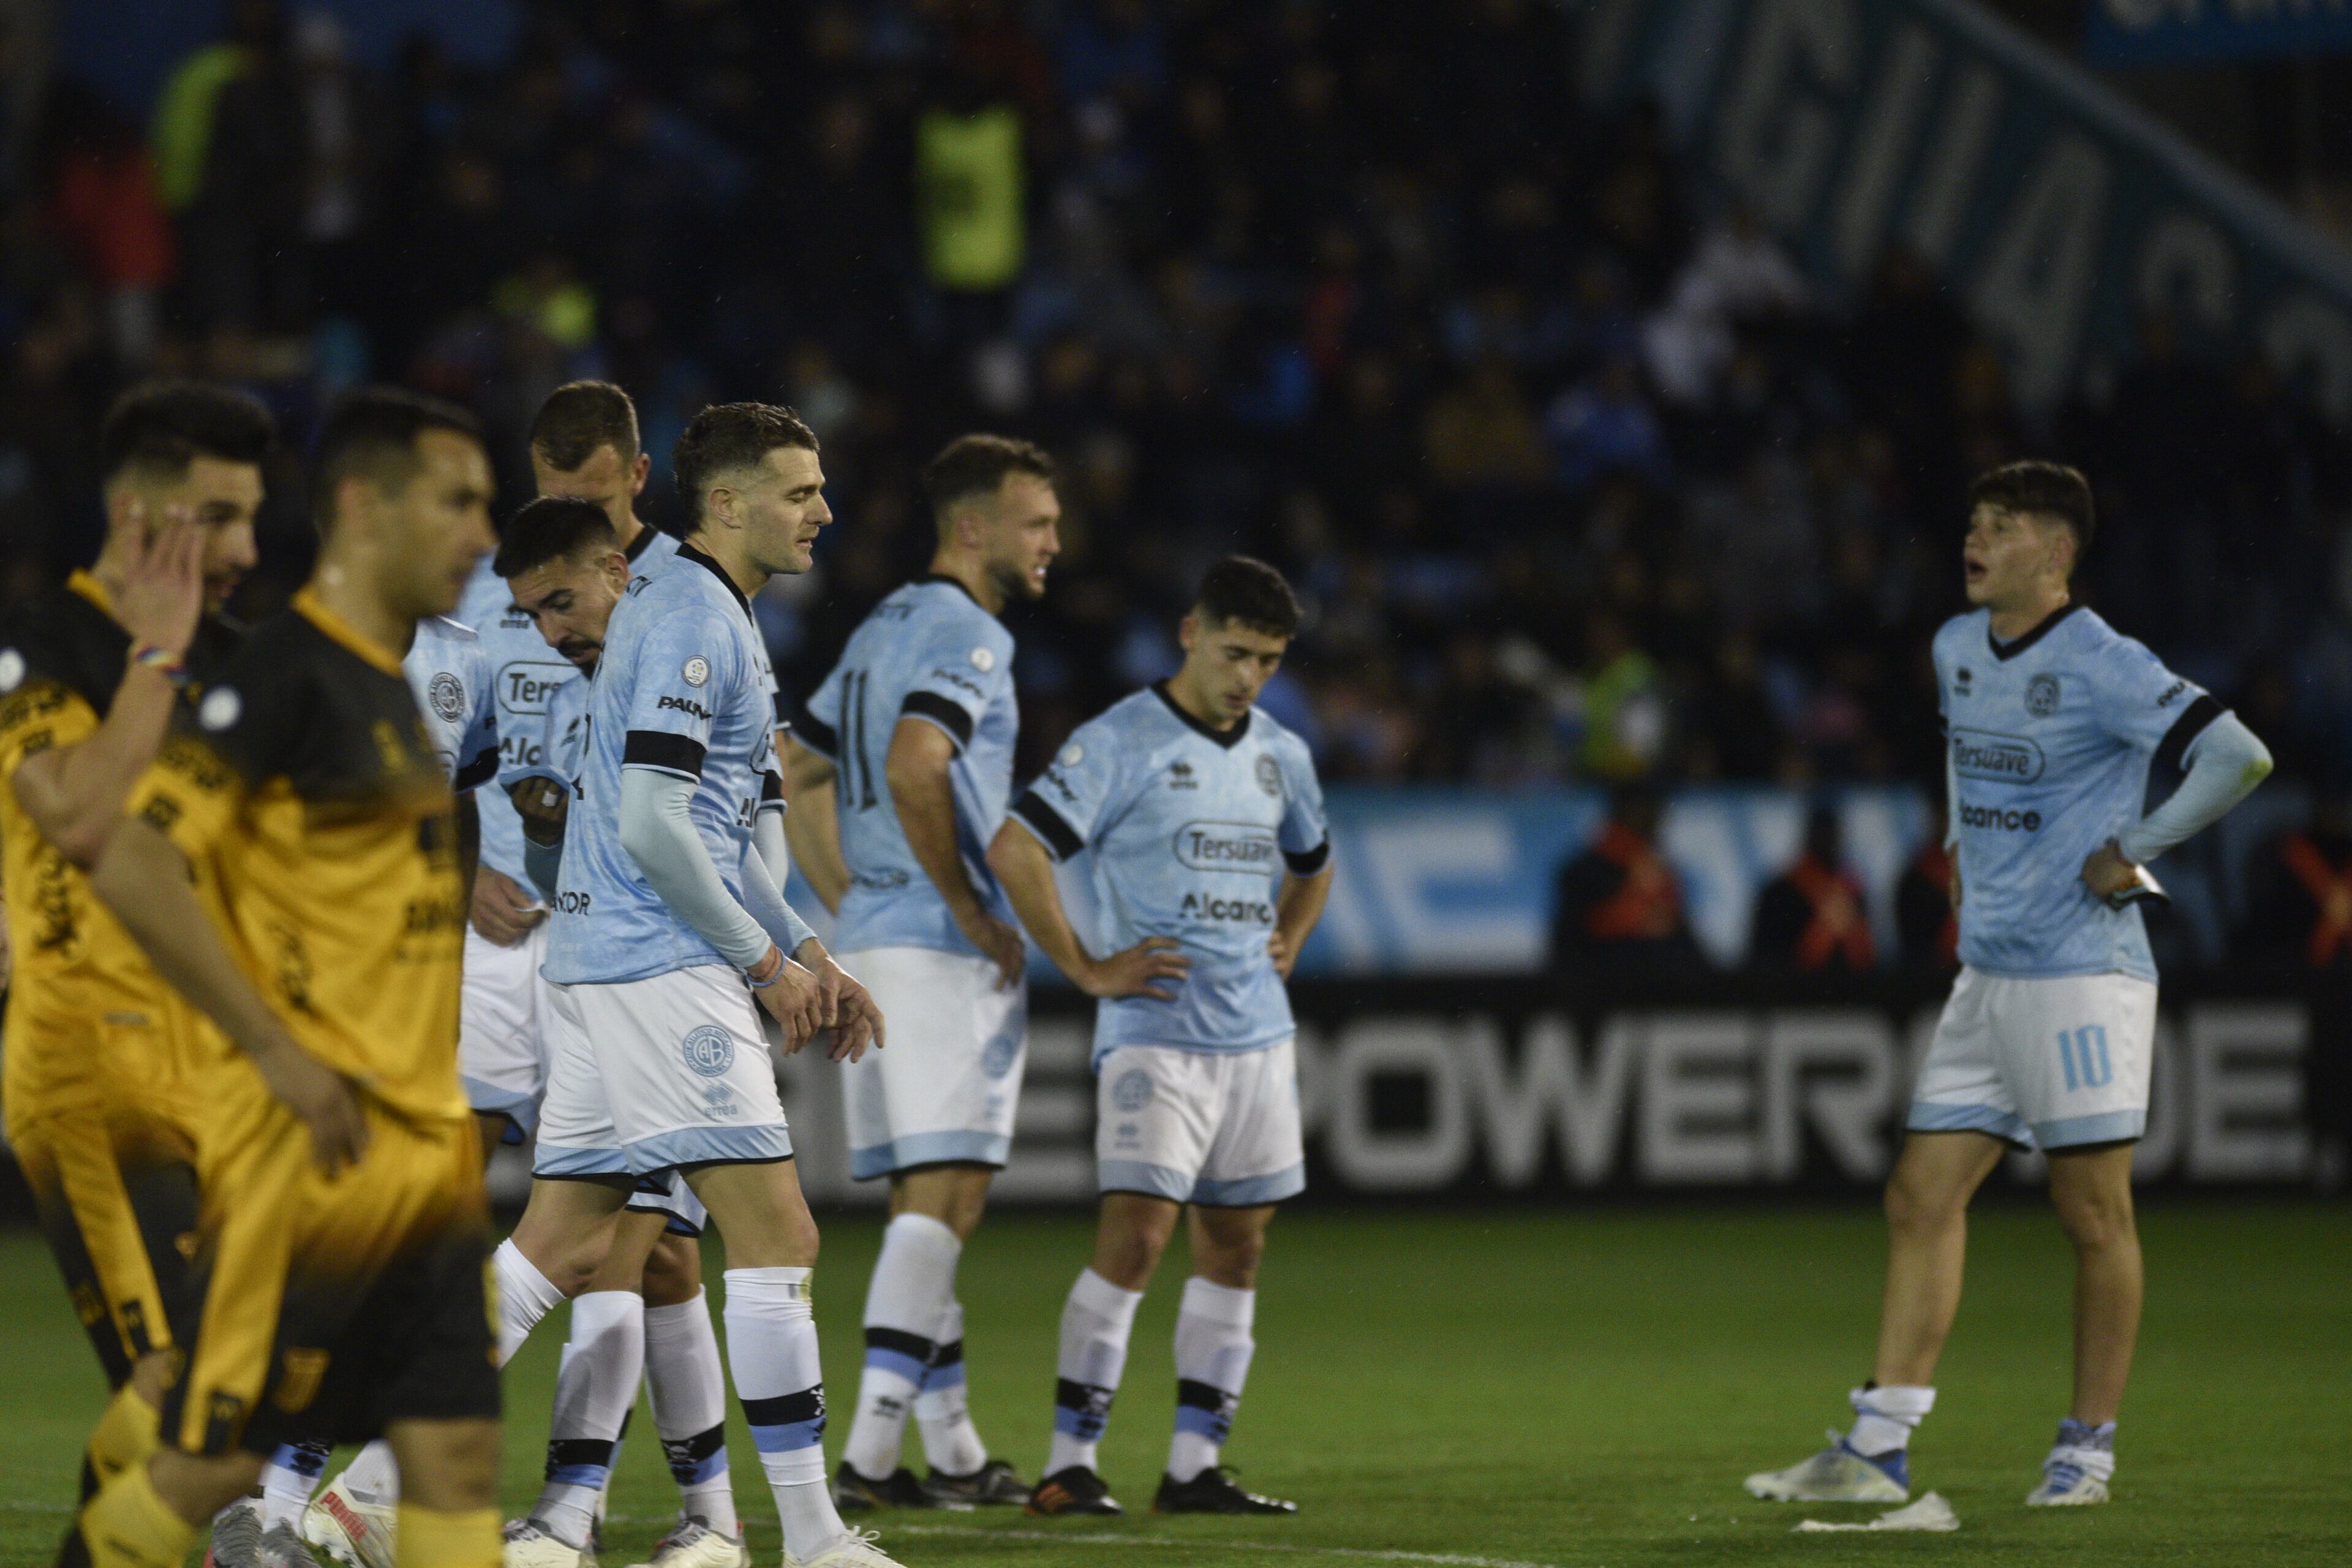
[1749, 805, 1875, 976]
[1550, 785, 1702, 979]
[1896, 802, 1960, 973]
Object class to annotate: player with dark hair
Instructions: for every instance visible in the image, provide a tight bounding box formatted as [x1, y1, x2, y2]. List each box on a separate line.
[0, 379, 270, 1548]
[782, 434, 1059, 1512]
[1746, 461, 2273, 1508]
[66, 385, 503, 1568]
[990, 557, 1332, 1517]
[494, 403, 907, 1568]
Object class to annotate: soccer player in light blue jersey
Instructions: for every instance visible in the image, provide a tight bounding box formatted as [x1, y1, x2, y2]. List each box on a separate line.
[783, 435, 1060, 1513]
[500, 405, 904, 1568]
[1747, 462, 2273, 1510]
[990, 558, 1333, 1518]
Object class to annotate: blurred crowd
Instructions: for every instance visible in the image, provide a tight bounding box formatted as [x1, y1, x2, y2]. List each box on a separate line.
[7, 0, 2352, 801]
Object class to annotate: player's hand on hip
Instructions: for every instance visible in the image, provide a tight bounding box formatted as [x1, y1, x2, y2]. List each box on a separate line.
[469, 866, 546, 946]
[115, 502, 206, 656]
[962, 911, 1028, 992]
[753, 953, 825, 1052]
[2080, 839, 2138, 902]
[251, 1038, 369, 1176]
[1082, 935, 1189, 1001]
[1267, 929, 1298, 979]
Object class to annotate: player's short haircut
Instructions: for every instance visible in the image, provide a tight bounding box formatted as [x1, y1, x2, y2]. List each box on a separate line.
[99, 380, 276, 488]
[921, 434, 1057, 524]
[1970, 460, 2095, 564]
[494, 496, 620, 580]
[530, 380, 640, 470]
[672, 402, 819, 524]
[1194, 556, 1302, 639]
[311, 387, 484, 535]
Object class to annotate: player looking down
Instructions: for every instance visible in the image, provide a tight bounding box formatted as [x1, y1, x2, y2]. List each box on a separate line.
[990, 557, 1332, 1518]
[785, 434, 1061, 1513]
[1745, 461, 2272, 1508]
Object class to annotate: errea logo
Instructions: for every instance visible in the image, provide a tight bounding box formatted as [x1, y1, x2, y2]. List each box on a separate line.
[1168, 760, 1197, 790]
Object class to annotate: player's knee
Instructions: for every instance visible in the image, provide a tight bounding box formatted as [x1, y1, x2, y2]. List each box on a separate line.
[1196, 1234, 1263, 1289]
[1883, 1169, 1964, 1234]
[641, 1234, 703, 1306]
[2052, 1182, 2135, 1251]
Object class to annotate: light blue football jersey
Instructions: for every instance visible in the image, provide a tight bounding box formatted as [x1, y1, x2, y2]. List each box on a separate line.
[543, 545, 787, 986]
[403, 614, 499, 791]
[1009, 684, 1329, 1062]
[496, 658, 591, 799]
[1936, 604, 2216, 982]
[456, 524, 682, 884]
[799, 576, 1019, 957]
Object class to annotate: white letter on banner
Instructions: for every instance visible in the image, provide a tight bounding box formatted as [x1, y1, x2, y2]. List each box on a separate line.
[1832, 21, 1941, 281]
[1714, 0, 1858, 233]
[1901, 61, 2002, 267]
[1970, 132, 2113, 409]
[1325, 1018, 1473, 1191]
[2262, 293, 2352, 424]
[1463, 1015, 1637, 1187]
[1638, 1013, 1759, 1183]
[2136, 211, 2237, 334]
[1760, 1011, 1898, 1181]
[2187, 1003, 2307, 1182]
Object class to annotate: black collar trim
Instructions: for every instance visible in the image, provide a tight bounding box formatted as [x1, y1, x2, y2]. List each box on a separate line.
[922, 571, 984, 608]
[624, 522, 664, 564]
[676, 542, 753, 617]
[1153, 681, 1249, 749]
[1989, 601, 2080, 662]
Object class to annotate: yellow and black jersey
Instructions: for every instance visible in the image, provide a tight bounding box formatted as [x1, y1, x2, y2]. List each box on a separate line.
[0, 571, 241, 1124]
[129, 589, 469, 1123]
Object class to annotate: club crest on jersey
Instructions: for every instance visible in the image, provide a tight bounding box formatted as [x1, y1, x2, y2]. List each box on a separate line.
[2026, 673, 2060, 718]
[427, 670, 464, 722]
[1060, 743, 1084, 767]
[1256, 754, 1282, 796]
[682, 656, 710, 688]
[1110, 1069, 1155, 1112]
[682, 1023, 736, 1078]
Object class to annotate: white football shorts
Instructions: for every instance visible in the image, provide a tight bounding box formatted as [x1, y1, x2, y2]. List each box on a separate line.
[1096, 1038, 1305, 1205]
[1909, 965, 2157, 1150]
[840, 946, 1027, 1180]
[459, 923, 551, 1135]
[534, 963, 792, 1178]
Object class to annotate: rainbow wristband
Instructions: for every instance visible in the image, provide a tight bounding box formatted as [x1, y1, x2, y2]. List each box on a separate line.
[129, 643, 190, 687]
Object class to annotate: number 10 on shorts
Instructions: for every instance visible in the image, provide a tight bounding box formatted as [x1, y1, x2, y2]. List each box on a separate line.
[2057, 1024, 2112, 1091]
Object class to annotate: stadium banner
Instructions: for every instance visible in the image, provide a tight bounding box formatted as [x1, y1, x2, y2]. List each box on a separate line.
[2082, 0, 2352, 70]
[1574, 0, 2352, 418]
[766, 974, 2318, 1207]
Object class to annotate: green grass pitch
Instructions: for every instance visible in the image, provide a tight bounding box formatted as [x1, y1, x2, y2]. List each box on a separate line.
[2, 1202, 2346, 1566]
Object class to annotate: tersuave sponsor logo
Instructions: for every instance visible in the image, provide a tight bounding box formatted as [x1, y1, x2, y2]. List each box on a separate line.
[1172, 821, 1279, 873]
[1951, 727, 2045, 783]
[500, 661, 572, 717]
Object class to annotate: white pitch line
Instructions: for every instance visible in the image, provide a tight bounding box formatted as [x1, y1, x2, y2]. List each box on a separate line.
[881, 1523, 1561, 1568]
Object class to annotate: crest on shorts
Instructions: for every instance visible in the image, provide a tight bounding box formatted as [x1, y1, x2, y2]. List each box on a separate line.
[1255, 754, 1282, 797]
[273, 1348, 331, 1412]
[428, 670, 465, 722]
[2026, 673, 2060, 718]
[981, 1023, 1022, 1080]
[682, 1023, 736, 1078]
[1110, 1069, 1155, 1113]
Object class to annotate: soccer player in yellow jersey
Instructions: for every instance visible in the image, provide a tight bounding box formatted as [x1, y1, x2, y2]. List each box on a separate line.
[0, 382, 271, 1513]
[65, 388, 503, 1568]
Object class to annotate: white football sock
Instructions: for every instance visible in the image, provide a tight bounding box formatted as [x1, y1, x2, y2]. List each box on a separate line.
[1847, 1384, 1936, 1455]
[535, 1291, 645, 1548]
[1168, 1277, 1255, 1482]
[723, 1267, 846, 1561]
[257, 1441, 331, 1527]
[337, 1439, 400, 1508]
[646, 1289, 738, 1536]
[914, 1297, 989, 1476]
[496, 1237, 571, 1365]
[1046, 1268, 1141, 1477]
[843, 1213, 960, 1479]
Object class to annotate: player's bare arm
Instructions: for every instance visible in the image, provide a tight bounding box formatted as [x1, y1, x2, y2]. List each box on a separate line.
[888, 715, 1025, 989]
[90, 817, 368, 1174]
[9, 514, 205, 866]
[987, 816, 1188, 999]
[782, 733, 851, 913]
[1267, 864, 1334, 980]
